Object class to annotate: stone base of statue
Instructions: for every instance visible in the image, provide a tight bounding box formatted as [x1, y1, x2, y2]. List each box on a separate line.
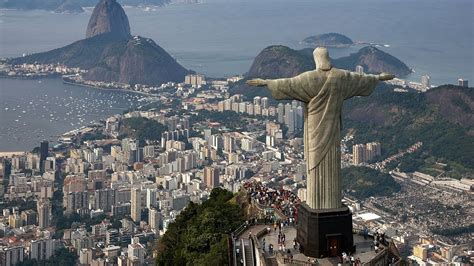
[297, 202, 355, 258]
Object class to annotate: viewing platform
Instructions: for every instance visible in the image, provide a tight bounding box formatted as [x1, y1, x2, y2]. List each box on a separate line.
[230, 185, 402, 266]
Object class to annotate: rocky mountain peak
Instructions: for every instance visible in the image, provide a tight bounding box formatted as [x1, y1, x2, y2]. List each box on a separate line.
[86, 0, 131, 39]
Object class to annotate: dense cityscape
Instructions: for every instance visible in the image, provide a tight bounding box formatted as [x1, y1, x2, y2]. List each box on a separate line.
[0, 0, 473, 265]
[0, 70, 472, 265]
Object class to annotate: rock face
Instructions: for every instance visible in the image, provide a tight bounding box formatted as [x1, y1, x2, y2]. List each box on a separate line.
[86, 0, 131, 39]
[84, 36, 190, 85]
[302, 33, 354, 48]
[10, 0, 190, 86]
[11, 34, 190, 85]
[333, 46, 412, 77]
[246, 45, 314, 79]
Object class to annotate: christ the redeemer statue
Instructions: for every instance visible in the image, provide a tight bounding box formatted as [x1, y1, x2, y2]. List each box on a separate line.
[247, 47, 394, 210]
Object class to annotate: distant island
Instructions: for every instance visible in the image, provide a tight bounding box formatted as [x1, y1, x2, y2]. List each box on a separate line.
[8, 0, 191, 86]
[302, 33, 354, 48]
[0, 0, 171, 13]
[55, 0, 85, 13]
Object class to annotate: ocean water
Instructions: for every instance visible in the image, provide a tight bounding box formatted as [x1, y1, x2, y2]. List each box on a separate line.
[0, 0, 473, 151]
[1, 0, 472, 82]
[0, 78, 144, 151]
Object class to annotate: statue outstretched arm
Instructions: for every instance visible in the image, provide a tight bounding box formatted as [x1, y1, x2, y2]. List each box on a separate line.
[246, 72, 314, 102]
[343, 71, 395, 99]
[378, 72, 396, 81]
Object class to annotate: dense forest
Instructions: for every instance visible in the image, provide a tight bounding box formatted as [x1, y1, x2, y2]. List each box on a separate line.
[120, 117, 168, 146]
[155, 188, 245, 266]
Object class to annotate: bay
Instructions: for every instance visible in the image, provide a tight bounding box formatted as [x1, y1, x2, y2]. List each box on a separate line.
[0, 78, 143, 151]
[0, 0, 473, 151]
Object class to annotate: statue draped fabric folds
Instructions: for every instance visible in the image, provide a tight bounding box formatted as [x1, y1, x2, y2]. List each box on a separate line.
[266, 68, 378, 209]
[247, 47, 393, 210]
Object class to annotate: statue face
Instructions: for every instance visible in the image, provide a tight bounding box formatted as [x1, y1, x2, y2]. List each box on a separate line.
[313, 47, 332, 71]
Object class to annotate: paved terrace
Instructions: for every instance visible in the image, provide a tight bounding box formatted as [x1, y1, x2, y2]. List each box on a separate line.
[235, 224, 395, 265]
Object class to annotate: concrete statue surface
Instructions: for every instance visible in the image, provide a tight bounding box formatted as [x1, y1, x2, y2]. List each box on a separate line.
[247, 47, 394, 209]
[247, 47, 394, 257]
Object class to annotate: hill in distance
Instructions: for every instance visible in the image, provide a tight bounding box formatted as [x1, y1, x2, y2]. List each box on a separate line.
[55, 0, 85, 13]
[233, 43, 472, 176]
[0, 0, 170, 12]
[246, 44, 411, 79]
[343, 84, 473, 177]
[9, 0, 190, 86]
[302, 33, 354, 48]
[246, 45, 315, 79]
[234, 44, 412, 99]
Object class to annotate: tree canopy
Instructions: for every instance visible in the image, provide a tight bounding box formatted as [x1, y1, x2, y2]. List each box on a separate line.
[155, 188, 245, 266]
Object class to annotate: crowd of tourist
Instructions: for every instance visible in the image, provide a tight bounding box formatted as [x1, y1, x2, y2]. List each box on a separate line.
[243, 181, 300, 221]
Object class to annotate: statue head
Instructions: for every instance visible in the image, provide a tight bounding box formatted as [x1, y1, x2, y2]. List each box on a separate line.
[313, 47, 332, 71]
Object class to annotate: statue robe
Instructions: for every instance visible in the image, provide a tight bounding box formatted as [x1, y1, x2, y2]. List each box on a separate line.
[266, 68, 379, 209]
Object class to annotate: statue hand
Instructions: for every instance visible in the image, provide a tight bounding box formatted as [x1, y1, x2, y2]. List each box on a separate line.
[378, 73, 395, 81]
[246, 78, 267, 87]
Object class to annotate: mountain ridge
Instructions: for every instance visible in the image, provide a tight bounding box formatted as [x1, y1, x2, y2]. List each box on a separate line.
[8, 0, 190, 86]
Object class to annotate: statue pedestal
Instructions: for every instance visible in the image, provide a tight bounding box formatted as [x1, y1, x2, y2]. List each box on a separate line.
[297, 203, 354, 258]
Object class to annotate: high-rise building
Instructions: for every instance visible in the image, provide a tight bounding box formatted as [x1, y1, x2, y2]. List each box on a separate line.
[0, 246, 24, 265]
[366, 142, 382, 161]
[21, 210, 37, 226]
[94, 188, 116, 212]
[37, 200, 51, 229]
[203, 129, 212, 143]
[352, 144, 365, 165]
[277, 103, 285, 124]
[223, 135, 235, 153]
[146, 188, 157, 209]
[128, 238, 146, 265]
[39, 140, 48, 173]
[421, 75, 431, 88]
[131, 188, 142, 223]
[0, 158, 5, 181]
[266, 135, 275, 147]
[149, 208, 162, 232]
[241, 138, 255, 152]
[30, 238, 55, 261]
[184, 74, 205, 86]
[356, 65, 364, 74]
[284, 103, 292, 126]
[143, 145, 155, 158]
[353, 142, 381, 165]
[295, 106, 303, 131]
[261, 97, 269, 109]
[253, 96, 261, 106]
[106, 228, 120, 246]
[65, 191, 88, 214]
[246, 103, 254, 115]
[204, 166, 220, 188]
[458, 78, 468, 87]
[287, 109, 295, 133]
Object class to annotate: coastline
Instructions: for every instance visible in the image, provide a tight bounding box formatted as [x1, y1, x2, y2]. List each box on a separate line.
[0, 74, 60, 80]
[0, 77, 147, 154]
[62, 79, 159, 97]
